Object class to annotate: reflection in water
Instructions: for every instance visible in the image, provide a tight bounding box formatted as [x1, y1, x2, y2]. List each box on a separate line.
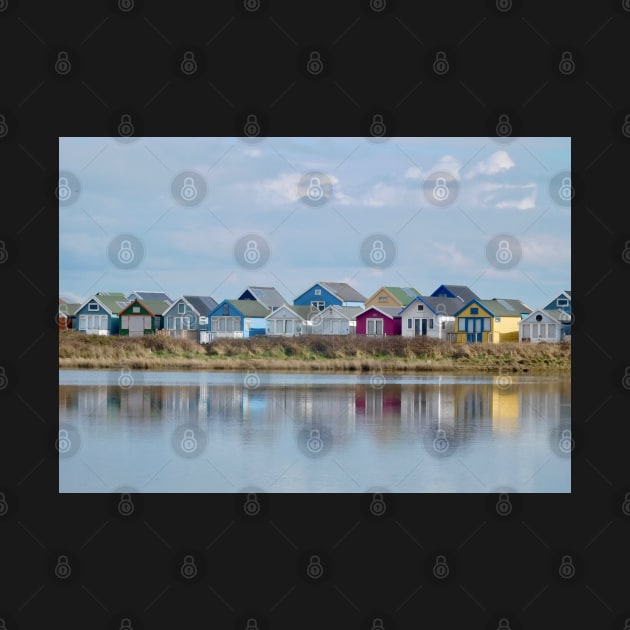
[59, 373, 571, 493]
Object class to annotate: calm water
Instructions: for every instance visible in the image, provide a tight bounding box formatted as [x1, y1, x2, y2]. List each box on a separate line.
[59, 370, 571, 493]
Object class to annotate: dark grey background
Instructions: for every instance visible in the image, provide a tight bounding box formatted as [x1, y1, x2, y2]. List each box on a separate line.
[1, 0, 628, 627]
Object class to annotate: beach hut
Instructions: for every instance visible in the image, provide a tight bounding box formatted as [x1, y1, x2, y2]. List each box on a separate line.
[399, 296, 463, 340]
[519, 309, 569, 343]
[237, 286, 287, 312]
[293, 282, 366, 311]
[163, 295, 218, 340]
[265, 304, 314, 336]
[207, 299, 270, 339]
[355, 306, 402, 336]
[454, 298, 532, 343]
[74, 292, 130, 336]
[310, 305, 362, 335]
[118, 299, 170, 336]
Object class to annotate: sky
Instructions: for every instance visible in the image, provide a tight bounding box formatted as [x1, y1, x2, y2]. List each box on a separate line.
[59, 136, 570, 310]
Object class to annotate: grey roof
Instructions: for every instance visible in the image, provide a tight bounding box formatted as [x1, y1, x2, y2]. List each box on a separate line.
[128, 291, 173, 304]
[239, 286, 287, 309]
[522, 308, 569, 323]
[478, 299, 532, 317]
[490, 298, 533, 314]
[402, 296, 463, 316]
[431, 284, 479, 303]
[183, 295, 218, 315]
[320, 282, 366, 303]
[323, 306, 363, 320]
[564, 291, 571, 297]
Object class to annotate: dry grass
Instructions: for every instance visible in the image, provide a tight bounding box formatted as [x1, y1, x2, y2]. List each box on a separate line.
[59, 331, 571, 372]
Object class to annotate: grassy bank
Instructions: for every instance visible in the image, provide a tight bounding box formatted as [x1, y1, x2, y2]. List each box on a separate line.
[59, 331, 571, 373]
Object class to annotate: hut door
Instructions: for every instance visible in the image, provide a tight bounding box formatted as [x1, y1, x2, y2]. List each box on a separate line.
[414, 319, 420, 336]
[421, 319, 428, 335]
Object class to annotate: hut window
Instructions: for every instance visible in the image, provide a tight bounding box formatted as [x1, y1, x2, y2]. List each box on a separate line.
[484, 318, 491, 331]
[314, 289, 322, 295]
[311, 301, 325, 311]
[470, 307, 478, 314]
[407, 319, 412, 328]
[495, 317, 501, 322]
[557, 298, 568, 306]
[458, 319, 466, 331]
[535, 314, 543, 322]
[222, 304, 229, 316]
[429, 320, 434, 329]
[133, 306, 140, 313]
[417, 304, 423, 311]
[548, 324, 556, 336]
[121, 316, 128, 329]
[178, 303, 186, 314]
[88, 302, 99, 311]
[379, 296, 388, 302]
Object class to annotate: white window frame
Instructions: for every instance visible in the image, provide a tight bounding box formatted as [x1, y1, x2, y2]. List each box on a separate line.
[367, 318, 384, 335]
[88, 302, 99, 311]
[314, 289, 322, 296]
[311, 301, 325, 311]
[178, 302, 186, 314]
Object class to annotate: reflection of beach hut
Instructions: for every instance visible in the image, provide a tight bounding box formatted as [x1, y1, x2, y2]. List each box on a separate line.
[355, 307, 402, 336]
[311, 305, 361, 335]
[519, 309, 567, 343]
[163, 295, 218, 340]
[74, 292, 129, 336]
[118, 299, 169, 336]
[399, 296, 463, 340]
[265, 304, 314, 336]
[454, 299, 532, 343]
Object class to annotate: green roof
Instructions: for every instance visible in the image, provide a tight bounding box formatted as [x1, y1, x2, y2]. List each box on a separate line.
[478, 299, 531, 317]
[228, 300, 271, 318]
[95, 293, 130, 314]
[137, 299, 171, 315]
[59, 303, 80, 316]
[384, 286, 422, 305]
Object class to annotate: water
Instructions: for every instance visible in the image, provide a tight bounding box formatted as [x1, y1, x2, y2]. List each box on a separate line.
[59, 370, 571, 493]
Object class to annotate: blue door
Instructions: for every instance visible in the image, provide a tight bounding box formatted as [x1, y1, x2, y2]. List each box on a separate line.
[465, 318, 482, 342]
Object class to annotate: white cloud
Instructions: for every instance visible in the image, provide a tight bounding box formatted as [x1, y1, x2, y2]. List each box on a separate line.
[241, 147, 263, 158]
[464, 150, 515, 179]
[404, 154, 462, 181]
[474, 182, 537, 210]
[432, 242, 475, 271]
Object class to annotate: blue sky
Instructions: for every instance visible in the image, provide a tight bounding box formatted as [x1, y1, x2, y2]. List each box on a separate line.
[59, 136, 570, 309]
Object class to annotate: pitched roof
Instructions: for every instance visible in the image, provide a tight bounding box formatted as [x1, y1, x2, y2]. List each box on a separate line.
[266, 304, 314, 320]
[472, 299, 532, 317]
[401, 296, 463, 316]
[128, 291, 173, 304]
[373, 286, 422, 305]
[522, 308, 568, 323]
[358, 306, 402, 319]
[239, 286, 287, 309]
[319, 282, 366, 302]
[564, 291, 571, 297]
[183, 295, 218, 314]
[226, 299, 270, 318]
[93, 292, 130, 314]
[138, 299, 171, 315]
[321, 305, 363, 320]
[430, 284, 479, 303]
[59, 303, 81, 316]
